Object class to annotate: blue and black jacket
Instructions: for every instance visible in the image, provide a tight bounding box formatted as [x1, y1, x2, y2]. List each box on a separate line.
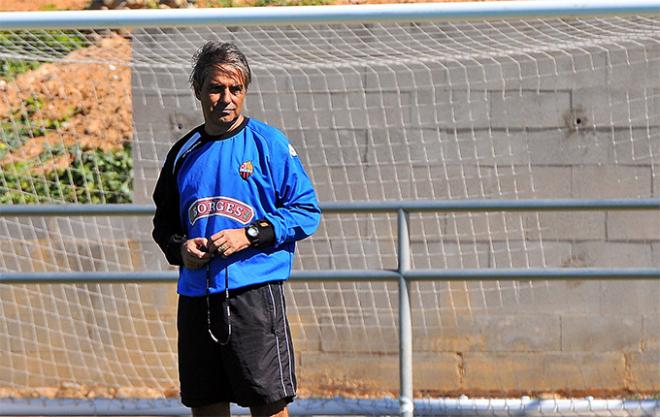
[152, 118, 321, 296]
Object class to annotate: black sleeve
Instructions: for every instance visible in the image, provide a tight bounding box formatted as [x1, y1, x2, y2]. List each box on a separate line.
[152, 146, 185, 266]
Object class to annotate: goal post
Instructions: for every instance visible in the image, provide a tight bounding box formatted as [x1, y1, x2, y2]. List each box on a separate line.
[1, 1, 659, 416]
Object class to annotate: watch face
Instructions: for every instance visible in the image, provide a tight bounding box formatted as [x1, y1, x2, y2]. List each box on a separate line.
[247, 226, 259, 238]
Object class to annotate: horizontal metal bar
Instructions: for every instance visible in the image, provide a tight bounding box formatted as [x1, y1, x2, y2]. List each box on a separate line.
[0, 0, 659, 30]
[2, 268, 658, 284]
[1, 199, 658, 217]
[320, 199, 660, 213]
[292, 270, 401, 281]
[405, 268, 660, 281]
[0, 270, 398, 284]
[2, 397, 659, 416]
[0, 204, 155, 217]
[0, 271, 178, 284]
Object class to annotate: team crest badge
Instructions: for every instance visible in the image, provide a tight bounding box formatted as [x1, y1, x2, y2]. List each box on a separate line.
[239, 161, 254, 180]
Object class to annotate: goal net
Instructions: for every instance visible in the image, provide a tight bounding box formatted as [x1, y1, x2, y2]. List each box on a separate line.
[1, 6, 659, 415]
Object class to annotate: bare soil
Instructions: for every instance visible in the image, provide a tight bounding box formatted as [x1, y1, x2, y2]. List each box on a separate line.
[0, 35, 132, 171]
[1, 0, 506, 11]
[0, 0, 89, 11]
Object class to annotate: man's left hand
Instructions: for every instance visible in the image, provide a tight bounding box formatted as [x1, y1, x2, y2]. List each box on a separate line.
[209, 228, 251, 258]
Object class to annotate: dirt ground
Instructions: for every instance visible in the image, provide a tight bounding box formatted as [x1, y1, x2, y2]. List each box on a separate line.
[0, 34, 132, 171]
[0, 0, 89, 10]
[0, 0, 503, 11]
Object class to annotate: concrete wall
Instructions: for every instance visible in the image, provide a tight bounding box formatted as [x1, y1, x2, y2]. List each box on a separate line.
[127, 26, 660, 397]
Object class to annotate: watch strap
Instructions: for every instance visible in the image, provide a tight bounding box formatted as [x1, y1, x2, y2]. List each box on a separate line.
[246, 219, 275, 247]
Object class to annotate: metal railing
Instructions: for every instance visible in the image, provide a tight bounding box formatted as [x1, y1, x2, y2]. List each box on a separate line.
[1, 198, 659, 417]
[2, 0, 660, 30]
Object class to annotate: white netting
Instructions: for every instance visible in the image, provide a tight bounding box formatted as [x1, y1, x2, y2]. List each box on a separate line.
[0, 14, 659, 413]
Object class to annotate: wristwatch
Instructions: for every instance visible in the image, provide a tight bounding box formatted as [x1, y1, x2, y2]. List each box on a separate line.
[245, 220, 275, 247]
[245, 224, 260, 245]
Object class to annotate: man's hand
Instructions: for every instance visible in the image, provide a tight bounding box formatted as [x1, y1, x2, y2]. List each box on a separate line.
[209, 228, 251, 258]
[180, 237, 212, 269]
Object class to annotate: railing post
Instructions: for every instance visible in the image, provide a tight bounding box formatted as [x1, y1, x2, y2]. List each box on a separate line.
[397, 209, 414, 417]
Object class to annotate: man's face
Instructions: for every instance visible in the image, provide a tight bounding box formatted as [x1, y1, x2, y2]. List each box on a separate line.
[195, 65, 247, 135]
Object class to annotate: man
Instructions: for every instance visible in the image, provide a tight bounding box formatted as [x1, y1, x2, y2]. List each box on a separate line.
[152, 41, 320, 417]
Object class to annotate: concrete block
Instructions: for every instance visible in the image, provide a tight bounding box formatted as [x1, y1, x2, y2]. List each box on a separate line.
[408, 164, 451, 199]
[484, 50, 608, 90]
[443, 212, 528, 244]
[401, 164, 501, 200]
[600, 281, 660, 315]
[437, 129, 530, 166]
[607, 211, 660, 241]
[318, 310, 398, 354]
[412, 352, 462, 393]
[572, 166, 652, 199]
[642, 315, 660, 351]
[309, 129, 369, 167]
[527, 167, 573, 199]
[627, 351, 660, 392]
[526, 212, 606, 240]
[364, 62, 425, 91]
[561, 315, 642, 352]
[573, 242, 654, 268]
[1, 217, 52, 241]
[421, 89, 491, 128]
[250, 68, 291, 94]
[474, 280, 602, 315]
[489, 90, 570, 129]
[572, 87, 657, 129]
[409, 212, 446, 242]
[298, 351, 460, 397]
[607, 45, 660, 90]
[412, 240, 489, 269]
[609, 128, 660, 166]
[412, 241, 489, 269]
[479, 165, 538, 199]
[525, 130, 612, 166]
[254, 92, 298, 112]
[415, 314, 560, 352]
[365, 128, 443, 165]
[364, 91, 412, 128]
[491, 241, 573, 269]
[463, 352, 626, 395]
[574, 242, 653, 268]
[322, 67, 365, 92]
[653, 243, 660, 267]
[301, 351, 395, 397]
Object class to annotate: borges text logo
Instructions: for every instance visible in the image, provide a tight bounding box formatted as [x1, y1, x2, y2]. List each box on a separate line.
[188, 196, 254, 225]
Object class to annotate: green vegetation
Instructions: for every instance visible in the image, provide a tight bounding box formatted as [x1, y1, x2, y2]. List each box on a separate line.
[39, 3, 60, 11]
[205, 0, 236, 7]
[0, 60, 40, 81]
[0, 96, 79, 159]
[0, 30, 89, 80]
[0, 143, 133, 204]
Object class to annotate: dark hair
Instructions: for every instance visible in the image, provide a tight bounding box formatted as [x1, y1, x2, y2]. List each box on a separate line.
[189, 41, 252, 91]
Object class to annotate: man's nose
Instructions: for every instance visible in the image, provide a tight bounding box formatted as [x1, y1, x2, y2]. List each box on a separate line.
[220, 88, 232, 104]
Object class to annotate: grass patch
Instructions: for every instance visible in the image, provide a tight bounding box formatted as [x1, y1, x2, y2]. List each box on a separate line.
[0, 95, 79, 159]
[0, 30, 89, 80]
[1, 143, 133, 204]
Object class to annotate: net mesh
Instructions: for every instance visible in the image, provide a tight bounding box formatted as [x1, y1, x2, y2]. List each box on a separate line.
[0, 14, 659, 413]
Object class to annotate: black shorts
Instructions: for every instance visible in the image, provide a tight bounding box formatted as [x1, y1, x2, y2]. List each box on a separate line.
[177, 281, 296, 408]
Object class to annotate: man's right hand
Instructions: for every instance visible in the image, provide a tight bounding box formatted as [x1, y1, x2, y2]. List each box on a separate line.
[180, 237, 212, 269]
